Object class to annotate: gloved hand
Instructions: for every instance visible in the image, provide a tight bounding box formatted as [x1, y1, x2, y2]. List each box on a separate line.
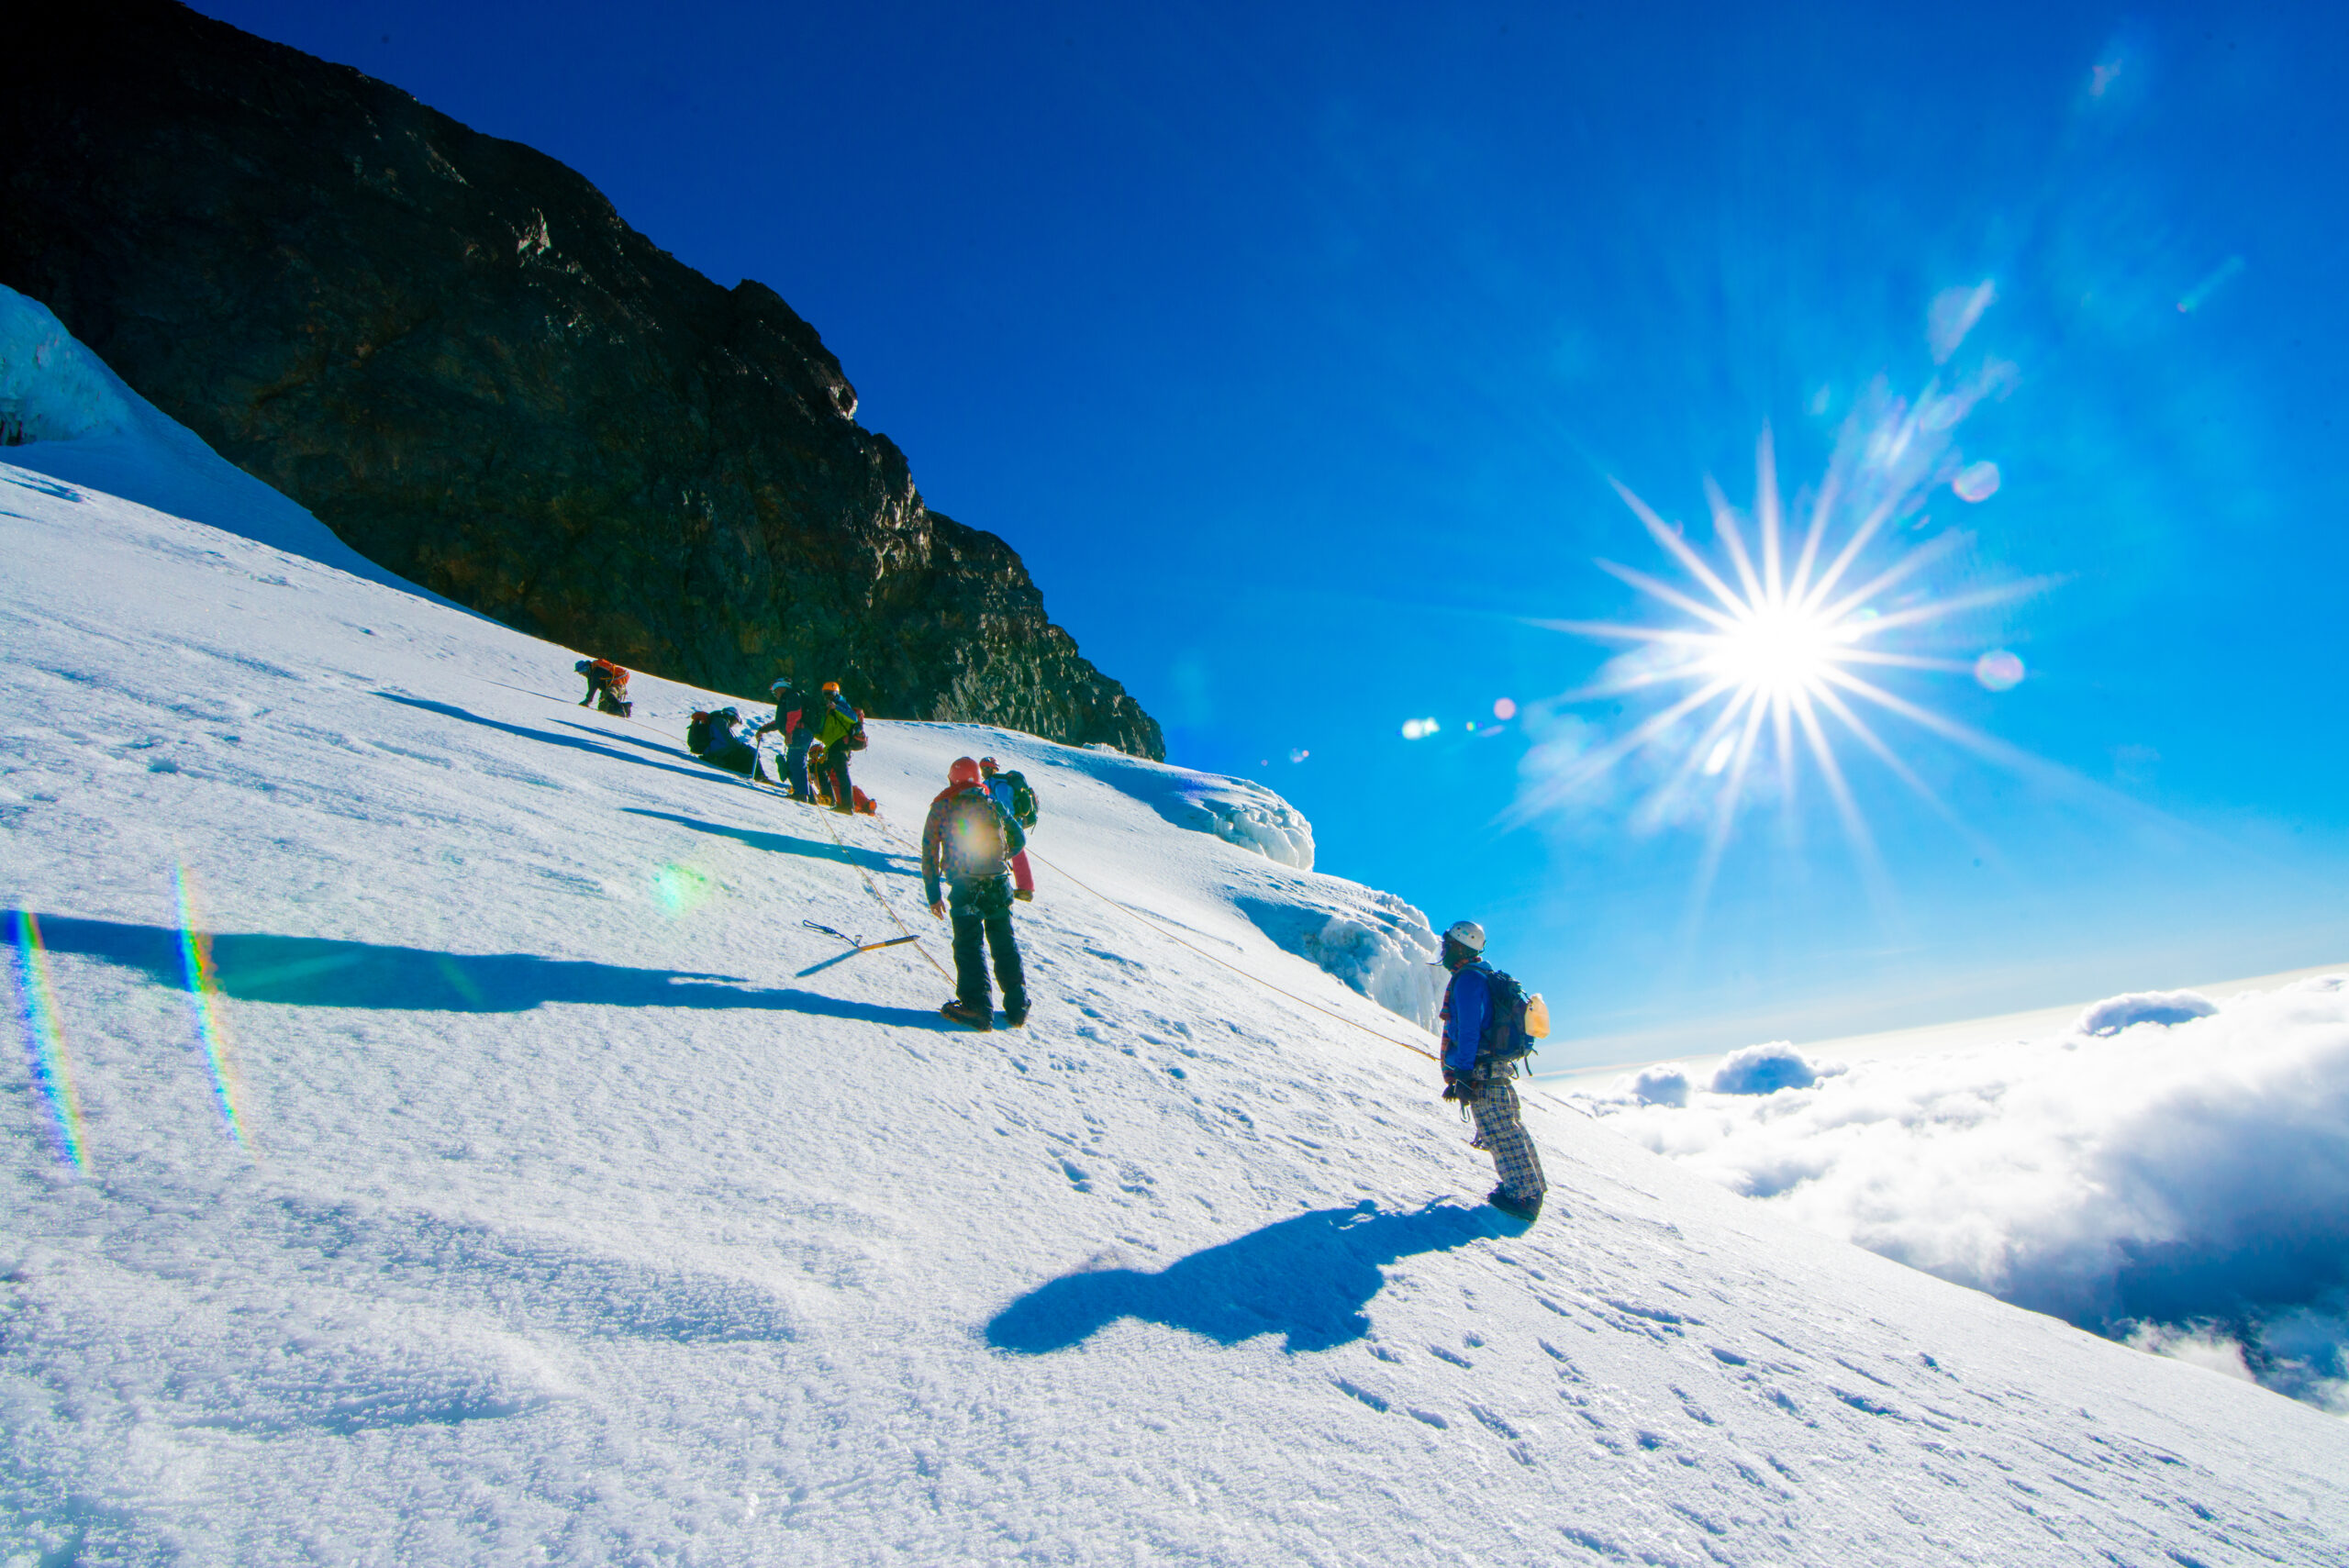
[1441, 1071, 1467, 1102]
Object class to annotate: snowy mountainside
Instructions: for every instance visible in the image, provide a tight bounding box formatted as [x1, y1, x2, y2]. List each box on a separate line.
[5, 477, 2349, 1558]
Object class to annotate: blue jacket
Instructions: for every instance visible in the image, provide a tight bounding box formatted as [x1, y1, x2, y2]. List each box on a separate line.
[1441, 963, 1492, 1073]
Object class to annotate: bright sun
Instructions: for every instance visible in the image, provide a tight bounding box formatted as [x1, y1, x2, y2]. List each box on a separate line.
[1520, 409, 2048, 881]
[1709, 604, 1845, 695]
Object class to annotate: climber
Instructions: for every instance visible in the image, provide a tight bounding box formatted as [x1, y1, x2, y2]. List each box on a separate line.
[685, 706, 770, 783]
[575, 658, 631, 717]
[754, 679, 814, 802]
[1438, 919, 1547, 1222]
[922, 756, 1029, 1031]
[978, 757, 1039, 901]
[809, 681, 864, 817]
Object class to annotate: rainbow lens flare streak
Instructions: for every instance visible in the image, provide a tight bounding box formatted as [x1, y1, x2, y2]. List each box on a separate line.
[10, 910, 87, 1172]
[1521, 355, 2051, 895]
[174, 864, 250, 1149]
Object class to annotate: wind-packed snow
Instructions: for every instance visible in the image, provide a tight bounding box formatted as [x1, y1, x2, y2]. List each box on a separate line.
[1576, 980, 2349, 1417]
[5, 342, 2349, 1562]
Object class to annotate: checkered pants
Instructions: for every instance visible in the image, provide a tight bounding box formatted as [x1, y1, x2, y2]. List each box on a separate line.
[1467, 1073, 1546, 1206]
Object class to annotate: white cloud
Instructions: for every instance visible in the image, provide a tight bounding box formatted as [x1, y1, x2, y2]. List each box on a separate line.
[1575, 976, 2349, 1410]
[2074, 988, 2216, 1037]
[1709, 1040, 1843, 1095]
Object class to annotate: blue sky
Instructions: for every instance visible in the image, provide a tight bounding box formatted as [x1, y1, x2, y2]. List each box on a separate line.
[195, 0, 2349, 1062]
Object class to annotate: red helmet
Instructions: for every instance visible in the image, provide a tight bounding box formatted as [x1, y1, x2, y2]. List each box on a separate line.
[979, 756, 1000, 773]
[949, 756, 982, 787]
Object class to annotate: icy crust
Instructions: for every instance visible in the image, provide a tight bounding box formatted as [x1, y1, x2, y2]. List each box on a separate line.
[1183, 777, 1316, 869]
[0, 284, 137, 442]
[1236, 879, 1444, 1031]
[6, 488, 2349, 1562]
[0, 284, 425, 593]
[1576, 980, 2349, 1413]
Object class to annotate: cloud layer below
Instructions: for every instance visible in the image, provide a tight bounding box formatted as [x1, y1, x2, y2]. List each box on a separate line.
[1579, 976, 2349, 1411]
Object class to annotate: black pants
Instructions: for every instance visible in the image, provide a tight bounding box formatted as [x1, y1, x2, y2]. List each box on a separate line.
[949, 875, 1026, 1015]
[815, 748, 852, 813]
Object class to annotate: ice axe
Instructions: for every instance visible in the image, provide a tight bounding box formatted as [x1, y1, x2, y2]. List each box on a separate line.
[802, 920, 918, 955]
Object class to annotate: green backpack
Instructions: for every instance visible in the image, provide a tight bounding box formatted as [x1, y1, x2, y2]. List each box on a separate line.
[998, 770, 1039, 829]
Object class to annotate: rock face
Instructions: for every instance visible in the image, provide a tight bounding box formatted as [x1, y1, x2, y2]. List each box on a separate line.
[1, 0, 1162, 757]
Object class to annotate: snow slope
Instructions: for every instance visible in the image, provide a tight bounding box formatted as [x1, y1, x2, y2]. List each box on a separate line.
[6, 479, 2349, 1559]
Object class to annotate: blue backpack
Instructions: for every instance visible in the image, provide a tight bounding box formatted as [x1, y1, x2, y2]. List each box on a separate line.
[1475, 965, 1539, 1073]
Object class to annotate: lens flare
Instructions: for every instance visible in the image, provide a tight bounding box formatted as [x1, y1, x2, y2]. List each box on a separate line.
[10, 910, 87, 1172]
[173, 863, 250, 1149]
[1521, 371, 2051, 887]
[1952, 461, 2001, 502]
[652, 862, 714, 918]
[1975, 650, 2026, 691]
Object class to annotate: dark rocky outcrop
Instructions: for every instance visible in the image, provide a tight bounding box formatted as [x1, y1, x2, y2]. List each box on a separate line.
[1, 0, 1161, 757]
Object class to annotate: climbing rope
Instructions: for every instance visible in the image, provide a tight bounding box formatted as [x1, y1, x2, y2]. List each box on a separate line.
[863, 812, 1441, 1065]
[479, 674, 1446, 1064]
[811, 804, 955, 984]
[478, 675, 954, 984]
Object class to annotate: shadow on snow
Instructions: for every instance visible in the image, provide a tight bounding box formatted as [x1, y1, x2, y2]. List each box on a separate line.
[985, 1201, 1497, 1354]
[622, 808, 910, 875]
[21, 913, 955, 1029]
[373, 692, 728, 790]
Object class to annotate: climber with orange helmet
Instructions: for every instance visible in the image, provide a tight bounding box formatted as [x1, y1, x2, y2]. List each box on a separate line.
[922, 756, 1029, 1030]
[807, 680, 864, 816]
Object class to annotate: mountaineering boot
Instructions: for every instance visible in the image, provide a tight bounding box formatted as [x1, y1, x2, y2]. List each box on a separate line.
[1487, 1185, 1542, 1223]
[1014, 890, 1033, 902]
[941, 998, 993, 1031]
[1001, 1004, 1029, 1029]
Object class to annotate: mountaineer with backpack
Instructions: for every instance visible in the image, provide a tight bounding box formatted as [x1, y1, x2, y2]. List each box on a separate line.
[685, 706, 771, 783]
[575, 658, 632, 717]
[755, 679, 815, 802]
[807, 681, 865, 817]
[1437, 919, 1550, 1221]
[923, 756, 1029, 1030]
[978, 756, 1039, 901]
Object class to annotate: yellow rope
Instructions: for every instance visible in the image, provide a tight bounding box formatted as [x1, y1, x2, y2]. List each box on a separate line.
[499, 676, 1441, 1059]
[867, 813, 1441, 1065]
[814, 808, 955, 984]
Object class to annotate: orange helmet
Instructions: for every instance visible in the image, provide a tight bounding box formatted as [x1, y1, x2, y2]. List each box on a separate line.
[949, 757, 982, 787]
[822, 680, 841, 694]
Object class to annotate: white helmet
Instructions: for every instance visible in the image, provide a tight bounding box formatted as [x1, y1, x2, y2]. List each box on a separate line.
[770, 678, 793, 695]
[1442, 919, 1486, 953]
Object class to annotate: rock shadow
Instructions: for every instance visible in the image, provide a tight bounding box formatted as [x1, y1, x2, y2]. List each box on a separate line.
[985, 1201, 1491, 1354]
[22, 912, 954, 1029]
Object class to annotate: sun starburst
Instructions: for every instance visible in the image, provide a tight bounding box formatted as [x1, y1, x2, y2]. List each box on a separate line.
[1519, 376, 2050, 891]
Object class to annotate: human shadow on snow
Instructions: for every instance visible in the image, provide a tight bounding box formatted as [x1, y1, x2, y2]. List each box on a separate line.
[24, 913, 955, 1029]
[985, 1201, 1495, 1354]
[622, 808, 910, 875]
[373, 693, 722, 790]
